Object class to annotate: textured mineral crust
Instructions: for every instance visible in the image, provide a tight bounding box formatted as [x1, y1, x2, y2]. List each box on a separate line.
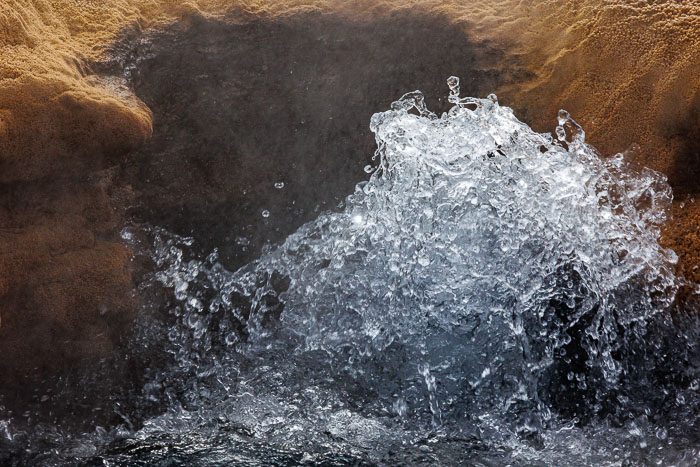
[0, 0, 698, 382]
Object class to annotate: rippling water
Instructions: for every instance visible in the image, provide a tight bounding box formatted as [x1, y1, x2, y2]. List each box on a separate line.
[5, 78, 700, 466]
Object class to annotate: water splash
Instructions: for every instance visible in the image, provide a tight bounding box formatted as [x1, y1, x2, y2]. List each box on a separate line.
[20, 78, 700, 465]
[120, 78, 700, 465]
[237, 75, 680, 406]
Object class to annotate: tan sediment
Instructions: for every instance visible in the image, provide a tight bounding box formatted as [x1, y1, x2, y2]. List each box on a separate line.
[0, 0, 697, 376]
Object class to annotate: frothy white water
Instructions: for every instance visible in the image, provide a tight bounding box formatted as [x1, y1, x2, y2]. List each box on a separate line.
[97, 79, 700, 464]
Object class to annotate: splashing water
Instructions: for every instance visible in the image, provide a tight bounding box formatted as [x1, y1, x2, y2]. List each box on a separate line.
[119, 77, 700, 465]
[11, 78, 700, 465]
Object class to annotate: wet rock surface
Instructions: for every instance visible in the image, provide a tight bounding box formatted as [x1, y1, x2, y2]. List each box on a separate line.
[0, 172, 134, 378]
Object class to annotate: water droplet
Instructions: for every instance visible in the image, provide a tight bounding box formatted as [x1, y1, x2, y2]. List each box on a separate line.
[555, 126, 567, 141]
[447, 75, 460, 104]
[557, 109, 570, 125]
[447, 75, 460, 93]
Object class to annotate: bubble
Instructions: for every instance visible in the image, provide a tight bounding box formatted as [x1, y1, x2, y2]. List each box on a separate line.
[261, 210, 270, 218]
